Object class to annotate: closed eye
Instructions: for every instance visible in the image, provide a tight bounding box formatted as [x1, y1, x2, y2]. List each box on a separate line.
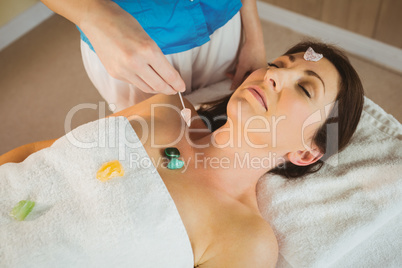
[298, 84, 311, 98]
[267, 62, 279, 68]
[268, 62, 311, 98]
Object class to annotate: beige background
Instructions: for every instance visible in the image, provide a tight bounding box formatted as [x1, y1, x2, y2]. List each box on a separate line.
[0, 0, 39, 27]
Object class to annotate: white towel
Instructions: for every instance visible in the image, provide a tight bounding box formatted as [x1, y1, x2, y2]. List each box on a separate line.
[0, 116, 194, 268]
[257, 97, 402, 267]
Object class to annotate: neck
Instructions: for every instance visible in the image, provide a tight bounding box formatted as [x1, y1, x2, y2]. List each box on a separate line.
[180, 122, 280, 209]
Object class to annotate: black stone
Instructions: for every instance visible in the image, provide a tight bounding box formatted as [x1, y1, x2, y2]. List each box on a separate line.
[164, 147, 180, 158]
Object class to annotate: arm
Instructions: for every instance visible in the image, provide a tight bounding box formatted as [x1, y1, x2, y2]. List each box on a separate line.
[40, 0, 185, 95]
[230, 0, 267, 90]
[0, 139, 57, 165]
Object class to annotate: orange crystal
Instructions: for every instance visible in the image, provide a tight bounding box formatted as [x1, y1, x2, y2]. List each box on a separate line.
[96, 160, 125, 182]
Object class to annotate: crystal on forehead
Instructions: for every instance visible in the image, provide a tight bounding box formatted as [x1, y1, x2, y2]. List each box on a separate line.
[304, 47, 323, 62]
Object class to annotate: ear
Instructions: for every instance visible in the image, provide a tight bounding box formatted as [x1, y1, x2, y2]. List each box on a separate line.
[287, 148, 323, 166]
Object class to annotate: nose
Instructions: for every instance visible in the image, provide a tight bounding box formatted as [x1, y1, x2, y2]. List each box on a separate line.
[264, 69, 282, 93]
[264, 67, 299, 93]
[268, 77, 277, 91]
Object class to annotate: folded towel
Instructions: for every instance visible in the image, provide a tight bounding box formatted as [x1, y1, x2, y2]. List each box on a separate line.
[257, 97, 402, 267]
[0, 116, 193, 268]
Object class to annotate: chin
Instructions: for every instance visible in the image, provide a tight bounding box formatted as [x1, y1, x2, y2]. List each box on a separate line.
[227, 97, 259, 126]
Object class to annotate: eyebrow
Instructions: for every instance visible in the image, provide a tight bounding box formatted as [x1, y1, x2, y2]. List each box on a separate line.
[305, 70, 326, 94]
[288, 54, 295, 62]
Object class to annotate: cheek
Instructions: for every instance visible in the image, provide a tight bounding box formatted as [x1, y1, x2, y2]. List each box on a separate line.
[226, 94, 253, 124]
[227, 93, 241, 117]
[275, 96, 312, 125]
[273, 99, 317, 149]
[238, 68, 267, 88]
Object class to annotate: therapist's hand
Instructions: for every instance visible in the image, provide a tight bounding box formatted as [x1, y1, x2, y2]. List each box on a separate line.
[229, 0, 266, 91]
[80, 1, 185, 95]
[229, 41, 267, 90]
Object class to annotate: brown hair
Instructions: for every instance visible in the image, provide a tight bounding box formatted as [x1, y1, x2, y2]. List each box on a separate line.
[197, 41, 364, 179]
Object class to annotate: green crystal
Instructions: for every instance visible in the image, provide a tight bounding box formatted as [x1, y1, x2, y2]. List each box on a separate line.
[164, 147, 180, 159]
[10, 200, 35, 221]
[167, 158, 184, 170]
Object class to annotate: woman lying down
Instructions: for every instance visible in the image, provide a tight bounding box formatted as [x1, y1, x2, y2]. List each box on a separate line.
[0, 41, 364, 267]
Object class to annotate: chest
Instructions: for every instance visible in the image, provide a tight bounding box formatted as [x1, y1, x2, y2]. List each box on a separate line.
[158, 170, 241, 264]
[126, 101, 245, 263]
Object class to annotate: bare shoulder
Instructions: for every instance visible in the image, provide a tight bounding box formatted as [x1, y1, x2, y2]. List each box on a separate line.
[111, 94, 195, 118]
[112, 94, 209, 133]
[199, 215, 278, 268]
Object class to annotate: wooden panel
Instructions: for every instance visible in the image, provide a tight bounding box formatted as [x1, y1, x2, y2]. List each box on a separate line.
[347, 0, 381, 37]
[264, 0, 323, 20]
[374, 0, 402, 48]
[322, 0, 380, 38]
[270, 0, 295, 12]
[259, 0, 402, 48]
[295, 0, 324, 20]
[321, 0, 350, 29]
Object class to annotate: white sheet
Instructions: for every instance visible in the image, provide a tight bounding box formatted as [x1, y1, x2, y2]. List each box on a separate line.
[256, 97, 402, 267]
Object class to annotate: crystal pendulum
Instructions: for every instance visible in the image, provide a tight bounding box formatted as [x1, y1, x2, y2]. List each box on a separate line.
[178, 92, 191, 127]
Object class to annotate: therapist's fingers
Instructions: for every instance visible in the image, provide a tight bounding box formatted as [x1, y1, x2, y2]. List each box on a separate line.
[138, 65, 178, 95]
[230, 66, 251, 91]
[125, 74, 156, 94]
[150, 56, 186, 93]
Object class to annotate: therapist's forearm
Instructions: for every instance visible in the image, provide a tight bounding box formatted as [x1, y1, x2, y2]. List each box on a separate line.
[240, 0, 265, 47]
[41, 0, 94, 26]
[41, 0, 120, 29]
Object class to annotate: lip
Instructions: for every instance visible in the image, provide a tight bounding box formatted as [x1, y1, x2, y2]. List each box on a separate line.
[247, 86, 268, 111]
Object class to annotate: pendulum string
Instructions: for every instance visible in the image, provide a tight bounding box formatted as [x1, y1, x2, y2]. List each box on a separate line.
[178, 92, 186, 109]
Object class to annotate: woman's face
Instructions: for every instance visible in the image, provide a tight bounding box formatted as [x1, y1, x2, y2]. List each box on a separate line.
[227, 52, 340, 155]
